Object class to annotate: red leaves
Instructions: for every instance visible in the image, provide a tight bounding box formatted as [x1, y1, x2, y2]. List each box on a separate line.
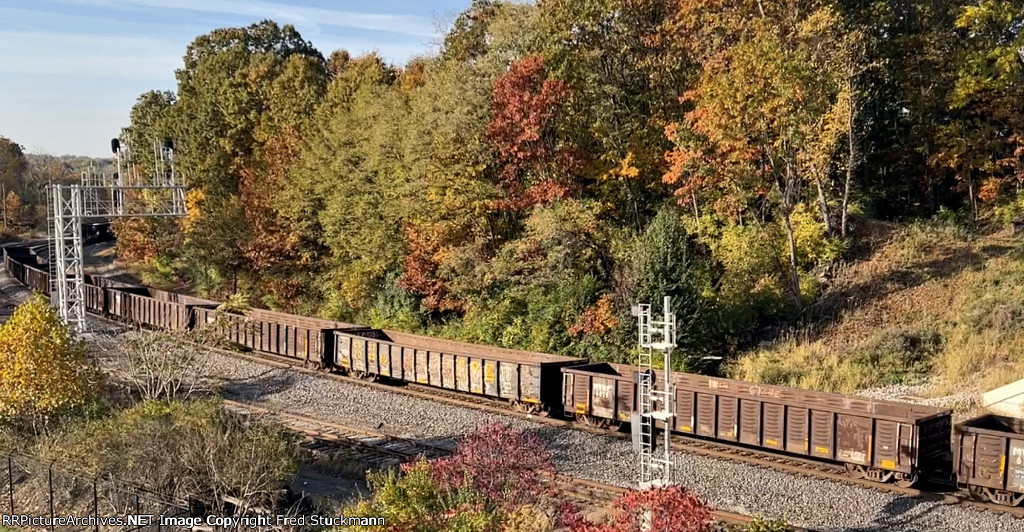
[431, 423, 556, 509]
[614, 486, 714, 532]
[560, 486, 714, 532]
[486, 55, 575, 209]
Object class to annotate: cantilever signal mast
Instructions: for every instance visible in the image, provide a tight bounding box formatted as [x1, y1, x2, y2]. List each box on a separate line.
[632, 296, 676, 489]
[47, 138, 186, 332]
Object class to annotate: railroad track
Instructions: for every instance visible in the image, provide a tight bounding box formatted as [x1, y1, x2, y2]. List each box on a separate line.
[223, 399, 452, 469]
[222, 399, 815, 532]
[1, 254, 1018, 524]
[200, 346, 1024, 520]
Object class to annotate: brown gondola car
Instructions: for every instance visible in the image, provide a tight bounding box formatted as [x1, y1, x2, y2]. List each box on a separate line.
[954, 414, 1024, 506]
[669, 374, 952, 485]
[108, 286, 217, 331]
[192, 307, 356, 367]
[329, 328, 585, 414]
[561, 362, 649, 428]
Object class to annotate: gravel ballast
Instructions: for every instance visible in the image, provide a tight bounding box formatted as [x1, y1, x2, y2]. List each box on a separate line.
[1, 266, 1021, 531]
[200, 353, 1022, 532]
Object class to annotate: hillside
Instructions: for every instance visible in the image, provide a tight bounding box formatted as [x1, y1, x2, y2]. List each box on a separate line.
[732, 220, 1024, 412]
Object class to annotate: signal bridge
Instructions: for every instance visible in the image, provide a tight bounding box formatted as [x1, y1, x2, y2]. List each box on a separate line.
[48, 138, 186, 332]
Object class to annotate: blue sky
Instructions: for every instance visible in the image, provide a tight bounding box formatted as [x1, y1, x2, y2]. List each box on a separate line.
[0, 0, 472, 157]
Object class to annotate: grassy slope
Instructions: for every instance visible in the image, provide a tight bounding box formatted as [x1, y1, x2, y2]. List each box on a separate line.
[731, 221, 1024, 411]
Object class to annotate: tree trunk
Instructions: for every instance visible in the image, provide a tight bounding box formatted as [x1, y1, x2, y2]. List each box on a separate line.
[691, 192, 700, 233]
[841, 75, 857, 238]
[814, 175, 832, 236]
[967, 174, 978, 221]
[778, 166, 802, 306]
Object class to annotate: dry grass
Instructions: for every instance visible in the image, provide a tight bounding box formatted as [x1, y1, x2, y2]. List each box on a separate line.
[730, 221, 1024, 406]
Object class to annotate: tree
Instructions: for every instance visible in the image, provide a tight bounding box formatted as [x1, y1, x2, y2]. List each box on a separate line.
[0, 295, 102, 432]
[486, 54, 574, 209]
[662, 1, 851, 304]
[0, 136, 27, 196]
[631, 207, 715, 367]
[3, 190, 23, 229]
[933, 0, 1024, 218]
[166, 20, 327, 299]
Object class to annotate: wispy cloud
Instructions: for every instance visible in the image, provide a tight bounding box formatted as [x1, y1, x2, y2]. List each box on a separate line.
[0, 30, 180, 79]
[52, 0, 438, 37]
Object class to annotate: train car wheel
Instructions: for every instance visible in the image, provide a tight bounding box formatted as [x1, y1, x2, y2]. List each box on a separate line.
[986, 489, 1024, 507]
[575, 414, 609, 429]
[844, 464, 865, 479]
[967, 486, 989, 501]
[893, 472, 918, 488]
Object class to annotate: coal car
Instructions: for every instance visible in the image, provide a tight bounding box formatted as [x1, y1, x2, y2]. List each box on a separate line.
[954, 414, 1024, 506]
[329, 328, 584, 414]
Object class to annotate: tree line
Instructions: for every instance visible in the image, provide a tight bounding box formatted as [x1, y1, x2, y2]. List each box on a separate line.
[115, 0, 1022, 369]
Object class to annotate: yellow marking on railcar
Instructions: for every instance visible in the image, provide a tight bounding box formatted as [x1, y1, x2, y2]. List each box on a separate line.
[881, 459, 896, 470]
[816, 446, 830, 454]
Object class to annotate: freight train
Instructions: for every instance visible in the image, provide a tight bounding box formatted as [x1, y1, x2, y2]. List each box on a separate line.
[3, 242, 1023, 507]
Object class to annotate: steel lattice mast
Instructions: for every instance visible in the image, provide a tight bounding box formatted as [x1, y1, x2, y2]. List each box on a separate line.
[48, 138, 186, 332]
[633, 296, 676, 489]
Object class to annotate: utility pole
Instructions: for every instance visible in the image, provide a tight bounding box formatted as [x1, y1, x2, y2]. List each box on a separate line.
[632, 296, 676, 490]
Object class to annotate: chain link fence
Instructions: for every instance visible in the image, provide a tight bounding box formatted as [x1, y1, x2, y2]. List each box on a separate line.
[2, 452, 190, 532]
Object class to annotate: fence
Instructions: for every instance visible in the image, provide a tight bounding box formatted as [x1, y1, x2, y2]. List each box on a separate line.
[2, 451, 190, 532]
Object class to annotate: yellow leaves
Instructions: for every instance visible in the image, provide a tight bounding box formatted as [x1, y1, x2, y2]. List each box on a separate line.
[184, 187, 205, 231]
[0, 295, 101, 429]
[604, 152, 641, 181]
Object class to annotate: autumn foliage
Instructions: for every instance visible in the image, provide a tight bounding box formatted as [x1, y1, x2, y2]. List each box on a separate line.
[109, 2, 1024, 373]
[558, 486, 714, 532]
[0, 295, 102, 431]
[339, 423, 721, 532]
[430, 422, 556, 509]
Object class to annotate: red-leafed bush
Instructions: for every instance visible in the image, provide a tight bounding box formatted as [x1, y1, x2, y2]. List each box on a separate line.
[431, 423, 556, 509]
[558, 486, 714, 532]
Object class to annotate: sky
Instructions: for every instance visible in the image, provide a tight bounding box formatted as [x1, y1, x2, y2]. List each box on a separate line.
[0, 0, 473, 157]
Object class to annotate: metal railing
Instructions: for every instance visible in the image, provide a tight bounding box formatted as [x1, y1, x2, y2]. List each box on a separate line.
[2, 451, 189, 532]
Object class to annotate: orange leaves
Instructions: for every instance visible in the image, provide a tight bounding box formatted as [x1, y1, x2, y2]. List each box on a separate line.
[569, 294, 619, 337]
[398, 223, 466, 313]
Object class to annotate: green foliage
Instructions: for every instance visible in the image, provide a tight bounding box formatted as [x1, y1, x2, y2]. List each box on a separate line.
[631, 207, 716, 368]
[116, 0, 1024, 376]
[742, 517, 790, 532]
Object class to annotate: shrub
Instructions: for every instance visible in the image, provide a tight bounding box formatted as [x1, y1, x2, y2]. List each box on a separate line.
[0, 294, 103, 433]
[558, 486, 714, 532]
[36, 399, 298, 513]
[432, 423, 556, 510]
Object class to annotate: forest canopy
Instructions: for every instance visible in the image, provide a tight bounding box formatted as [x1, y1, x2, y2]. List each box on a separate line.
[111, 0, 1024, 369]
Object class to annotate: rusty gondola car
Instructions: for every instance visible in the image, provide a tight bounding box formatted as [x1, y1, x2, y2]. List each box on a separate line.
[193, 307, 356, 367]
[954, 414, 1024, 506]
[561, 363, 954, 486]
[562, 362, 648, 429]
[330, 328, 585, 414]
[669, 374, 953, 486]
